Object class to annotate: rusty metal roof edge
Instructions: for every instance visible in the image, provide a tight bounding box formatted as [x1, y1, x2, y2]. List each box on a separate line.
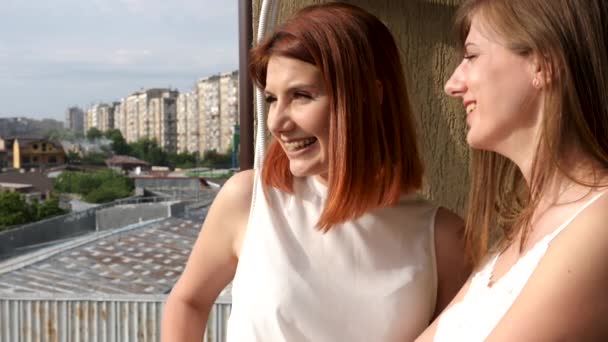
[0, 217, 166, 275]
[0, 293, 233, 304]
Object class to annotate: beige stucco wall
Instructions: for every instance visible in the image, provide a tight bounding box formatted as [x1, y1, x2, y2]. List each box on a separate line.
[252, 0, 469, 215]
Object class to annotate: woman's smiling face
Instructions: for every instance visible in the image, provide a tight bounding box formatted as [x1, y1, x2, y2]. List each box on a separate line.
[444, 15, 543, 155]
[265, 55, 331, 181]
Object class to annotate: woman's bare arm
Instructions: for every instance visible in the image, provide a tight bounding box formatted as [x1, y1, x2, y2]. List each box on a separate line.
[433, 207, 471, 316]
[161, 170, 254, 341]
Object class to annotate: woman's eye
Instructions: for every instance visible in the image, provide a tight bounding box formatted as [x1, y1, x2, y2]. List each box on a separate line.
[265, 95, 276, 104]
[463, 54, 477, 61]
[294, 92, 312, 100]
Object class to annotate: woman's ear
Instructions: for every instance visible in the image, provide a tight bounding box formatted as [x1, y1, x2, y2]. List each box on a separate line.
[531, 54, 554, 89]
[376, 80, 383, 105]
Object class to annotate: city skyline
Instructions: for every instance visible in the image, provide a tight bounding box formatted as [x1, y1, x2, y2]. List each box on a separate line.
[0, 0, 238, 121]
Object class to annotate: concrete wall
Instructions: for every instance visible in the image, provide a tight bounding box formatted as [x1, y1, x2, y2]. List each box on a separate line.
[96, 202, 172, 231]
[252, 0, 469, 214]
[169, 201, 188, 217]
[0, 209, 96, 258]
[0, 199, 185, 258]
[134, 177, 206, 191]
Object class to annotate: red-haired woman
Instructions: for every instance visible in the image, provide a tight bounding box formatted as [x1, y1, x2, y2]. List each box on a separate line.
[162, 3, 469, 341]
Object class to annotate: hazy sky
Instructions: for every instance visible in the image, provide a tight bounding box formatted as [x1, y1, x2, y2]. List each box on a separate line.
[0, 0, 238, 121]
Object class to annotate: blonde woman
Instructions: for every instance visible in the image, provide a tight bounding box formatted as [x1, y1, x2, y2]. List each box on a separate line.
[418, 0, 608, 340]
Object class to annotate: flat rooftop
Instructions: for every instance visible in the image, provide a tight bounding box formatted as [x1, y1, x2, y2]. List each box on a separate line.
[0, 216, 201, 295]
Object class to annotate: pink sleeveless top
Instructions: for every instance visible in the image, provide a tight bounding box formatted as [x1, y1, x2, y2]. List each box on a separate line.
[227, 175, 439, 341]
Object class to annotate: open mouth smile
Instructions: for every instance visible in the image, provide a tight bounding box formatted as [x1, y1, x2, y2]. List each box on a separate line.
[283, 137, 317, 152]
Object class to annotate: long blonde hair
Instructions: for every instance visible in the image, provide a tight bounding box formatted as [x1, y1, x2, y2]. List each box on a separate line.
[455, 0, 608, 267]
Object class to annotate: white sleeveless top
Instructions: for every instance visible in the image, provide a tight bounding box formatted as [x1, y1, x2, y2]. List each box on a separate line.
[434, 190, 607, 341]
[226, 175, 439, 342]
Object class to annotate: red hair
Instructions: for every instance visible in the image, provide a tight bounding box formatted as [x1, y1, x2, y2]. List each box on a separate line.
[249, 3, 424, 230]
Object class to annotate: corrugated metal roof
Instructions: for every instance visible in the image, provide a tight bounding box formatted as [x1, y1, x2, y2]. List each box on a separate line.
[0, 217, 201, 295]
[0, 296, 232, 342]
[0, 202, 233, 341]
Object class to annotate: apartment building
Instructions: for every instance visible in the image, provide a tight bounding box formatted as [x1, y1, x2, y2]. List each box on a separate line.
[148, 89, 179, 153]
[124, 92, 141, 143]
[119, 89, 178, 151]
[113, 99, 127, 137]
[219, 71, 239, 153]
[84, 105, 98, 132]
[177, 91, 199, 154]
[196, 71, 239, 154]
[64, 107, 84, 134]
[85, 103, 114, 133]
[71, 70, 237, 155]
[98, 103, 117, 132]
[196, 75, 220, 153]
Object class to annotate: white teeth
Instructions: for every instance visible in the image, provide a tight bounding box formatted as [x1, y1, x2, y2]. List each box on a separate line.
[283, 138, 317, 151]
[466, 103, 477, 114]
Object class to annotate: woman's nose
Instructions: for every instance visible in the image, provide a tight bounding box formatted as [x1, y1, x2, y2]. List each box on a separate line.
[267, 101, 293, 134]
[444, 64, 467, 97]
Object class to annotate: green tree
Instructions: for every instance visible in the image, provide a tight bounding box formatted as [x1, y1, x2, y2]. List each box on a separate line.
[0, 192, 68, 230]
[54, 170, 134, 204]
[105, 129, 131, 155]
[66, 151, 81, 163]
[35, 197, 67, 220]
[86, 127, 103, 141]
[201, 150, 232, 169]
[81, 152, 108, 165]
[0, 192, 33, 229]
[129, 138, 168, 166]
[168, 151, 198, 169]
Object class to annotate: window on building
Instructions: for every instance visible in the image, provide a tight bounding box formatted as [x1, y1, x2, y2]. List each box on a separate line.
[49, 156, 57, 164]
[32, 144, 38, 150]
[42, 143, 47, 151]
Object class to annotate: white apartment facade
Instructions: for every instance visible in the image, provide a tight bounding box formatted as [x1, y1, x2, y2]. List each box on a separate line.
[196, 71, 239, 154]
[177, 91, 199, 154]
[219, 71, 239, 153]
[197, 75, 220, 153]
[73, 70, 238, 155]
[85, 103, 115, 133]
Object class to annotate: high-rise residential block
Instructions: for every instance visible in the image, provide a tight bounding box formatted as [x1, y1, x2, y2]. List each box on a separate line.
[196, 75, 220, 154]
[177, 90, 198, 154]
[148, 89, 179, 153]
[219, 71, 239, 153]
[114, 99, 127, 137]
[121, 89, 178, 151]
[85, 103, 114, 133]
[65, 107, 84, 134]
[196, 70, 239, 155]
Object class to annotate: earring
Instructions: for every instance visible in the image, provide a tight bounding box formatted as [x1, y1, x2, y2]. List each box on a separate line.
[532, 77, 541, 89]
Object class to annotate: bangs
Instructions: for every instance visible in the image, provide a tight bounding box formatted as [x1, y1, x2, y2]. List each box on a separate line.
[249, 32, 316, 90]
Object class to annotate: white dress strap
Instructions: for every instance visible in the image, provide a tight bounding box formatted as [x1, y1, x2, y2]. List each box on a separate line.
[433, 188, 608, 342]
[546, 189, 608, 242]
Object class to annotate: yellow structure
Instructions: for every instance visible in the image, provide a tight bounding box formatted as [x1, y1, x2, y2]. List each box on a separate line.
[12, 138, 66, 169]
[13, 139, 20, 169]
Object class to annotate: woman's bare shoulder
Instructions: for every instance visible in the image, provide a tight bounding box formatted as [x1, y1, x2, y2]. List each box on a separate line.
[215, 169, 255, 213]
[484, 190, 608, 340]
